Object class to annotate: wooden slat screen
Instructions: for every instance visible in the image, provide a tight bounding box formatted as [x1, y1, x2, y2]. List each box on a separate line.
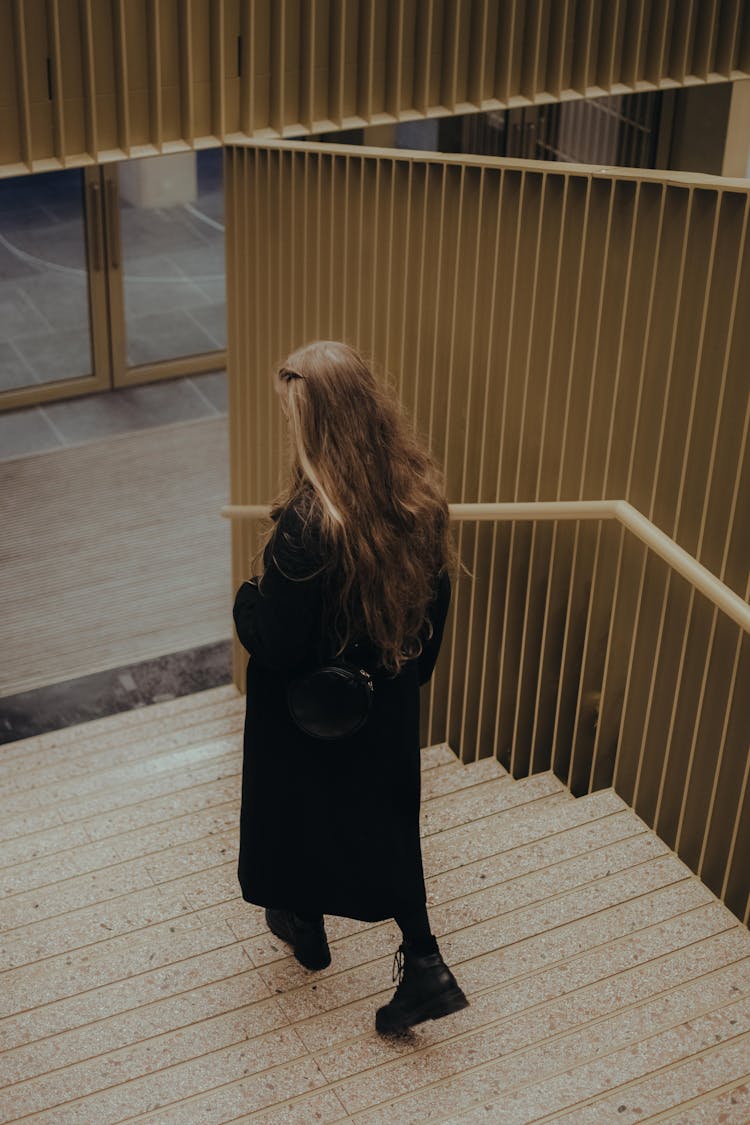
[225, 140, 750, 921]
[1, 0, 749, 173]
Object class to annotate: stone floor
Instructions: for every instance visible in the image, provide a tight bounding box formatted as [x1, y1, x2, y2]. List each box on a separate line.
[0, 369, 228, 462]
[1, 685, 749, 1123]
[0, 641, 232, 745]
[1, 413, 232, 697]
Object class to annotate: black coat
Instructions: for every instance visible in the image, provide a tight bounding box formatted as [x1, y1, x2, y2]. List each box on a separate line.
[232, 503, 451, 922]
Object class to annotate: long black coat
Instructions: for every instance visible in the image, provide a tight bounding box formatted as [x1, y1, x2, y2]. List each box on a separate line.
[232, 503, 451, 922]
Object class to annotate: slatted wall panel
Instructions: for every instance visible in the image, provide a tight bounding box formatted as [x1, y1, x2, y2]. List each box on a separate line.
[2, 0, 749, 172]
[226, 140, 750, 921]
[601, 547, 750, 923]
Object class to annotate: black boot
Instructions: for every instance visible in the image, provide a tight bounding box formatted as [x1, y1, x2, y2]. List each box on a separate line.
[265, 907, 331, 971]
[375, 938, 469, 1034]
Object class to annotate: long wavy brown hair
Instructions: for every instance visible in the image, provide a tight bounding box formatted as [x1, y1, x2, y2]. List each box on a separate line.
[249, 340, 463, 675]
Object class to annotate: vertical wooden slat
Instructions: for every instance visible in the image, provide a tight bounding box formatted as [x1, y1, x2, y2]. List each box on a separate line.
[441, 0, 463, 113]
[421, 162, 450, 748]
[496, 173, 547, 772]
[645, 0, 675, 87]
[436, 160, 465, 747]
[569, 183, 637, 791]
[470, 183, 506, 760]
[497, 0, 524, 104]
[611, 177, 670, 792]
[11, 0, 32, 168]
[394, 160, 413, 401]
[613, 188, 691, 806]
[715, 0, 744, 74]
[418, 0, 442, 116]
[525, 0, 552, 101]
[299, 0, 315, 133]
[720, 610, 750, 911]
[210, 0, 225, 139]
[112, 0, 130, 154]
[78, 0, 98, 161]
[514, 177, 569, 777]
[327, 147, 342, 346]
[603, 0, 628, 91]
[550, 0, 574, 98]
[621, 0, 648, 86]
[380, 158, 396, 378]
[643, 195, 724, 828]
[670, 0, 697, 84]
[309, 0, 319, 132]
[47, 0, 65, 163]
[357, 0, 377, 123]
[560, 179, 618, 791]
[385, 0, 405, 118]
[629, 193, 719, 814]
[550, 180, 614, 784]
[239, 0, 252, 133]
[51, 0, 83, 160]
[178, 0, 194, 146]
[328, 0, 346, 127]
[692, 0, 720, 78]
[147, 0, 162, 150]
[571, 0, 599, 93]
[467, 0, 489, 107]
[697, 601, 745, 883]
[369, 156, 387, 361]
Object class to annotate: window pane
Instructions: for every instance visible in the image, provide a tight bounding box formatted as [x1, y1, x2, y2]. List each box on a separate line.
[0, 169, 92, 391]
[119, 150, 226, 368]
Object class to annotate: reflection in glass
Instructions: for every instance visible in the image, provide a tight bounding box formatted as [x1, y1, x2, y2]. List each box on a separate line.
[119, 149, 226, 368]
[0, 170, 92, 391]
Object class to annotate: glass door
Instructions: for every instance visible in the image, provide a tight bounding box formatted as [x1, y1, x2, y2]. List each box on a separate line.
[0, 167, 110, 411]
[104, 150, 227, 387]
[0, 150, 226, 414]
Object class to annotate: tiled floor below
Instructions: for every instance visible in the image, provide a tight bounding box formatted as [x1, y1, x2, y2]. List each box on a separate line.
[1, 413, 232, 697]
[0, 370, 227, 462]
[1, 686, 748, 1123]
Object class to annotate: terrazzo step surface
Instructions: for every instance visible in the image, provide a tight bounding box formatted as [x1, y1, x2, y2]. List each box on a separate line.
[1, 686, 748, 1124]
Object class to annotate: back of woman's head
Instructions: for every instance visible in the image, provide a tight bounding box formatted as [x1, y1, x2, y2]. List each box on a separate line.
[255, 339, 459, 675]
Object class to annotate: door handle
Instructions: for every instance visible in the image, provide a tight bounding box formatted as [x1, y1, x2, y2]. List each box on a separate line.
[105, 177, 122, 270]
[88, 181, 103, 271]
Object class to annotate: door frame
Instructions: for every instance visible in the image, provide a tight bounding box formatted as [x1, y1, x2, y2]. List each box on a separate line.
[0, 166, 111, 413]
[0, 160, 226, 414]
[102, 161, 227, 391]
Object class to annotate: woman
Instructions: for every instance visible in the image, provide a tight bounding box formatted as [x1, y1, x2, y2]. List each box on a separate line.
[232, 339, 468, 1035]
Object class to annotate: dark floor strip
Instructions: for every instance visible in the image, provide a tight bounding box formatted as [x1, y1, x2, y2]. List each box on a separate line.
[0, 640, 233, 744]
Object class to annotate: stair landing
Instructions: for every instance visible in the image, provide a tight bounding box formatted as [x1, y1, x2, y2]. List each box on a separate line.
[1, 685, 749, 1123]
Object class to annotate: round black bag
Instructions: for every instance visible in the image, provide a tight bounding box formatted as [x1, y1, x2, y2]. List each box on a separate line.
[287, 658, 375, 740]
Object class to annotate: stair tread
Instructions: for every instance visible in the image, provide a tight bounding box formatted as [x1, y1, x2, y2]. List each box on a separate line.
[1, 694, 746, 1124]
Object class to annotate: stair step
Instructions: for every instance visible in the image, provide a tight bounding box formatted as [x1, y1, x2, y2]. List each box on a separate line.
[1, 692, 747, 1123]
[657, 1078, 750, 1123]
[421, 757, 507, 800]
[447, 997, 750, 1125]
[0, 683, 242, 764]
[420, 773, 569, 838]
[421, 743, 458, 769]
[542, 1030, 750, 1124]
[0, 708, 245, 802]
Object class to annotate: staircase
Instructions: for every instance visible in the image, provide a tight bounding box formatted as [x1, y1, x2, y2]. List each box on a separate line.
[1, 685, 749, 1123]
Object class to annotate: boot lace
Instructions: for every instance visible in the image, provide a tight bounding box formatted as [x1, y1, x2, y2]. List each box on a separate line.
[392, 945, 405, 987]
